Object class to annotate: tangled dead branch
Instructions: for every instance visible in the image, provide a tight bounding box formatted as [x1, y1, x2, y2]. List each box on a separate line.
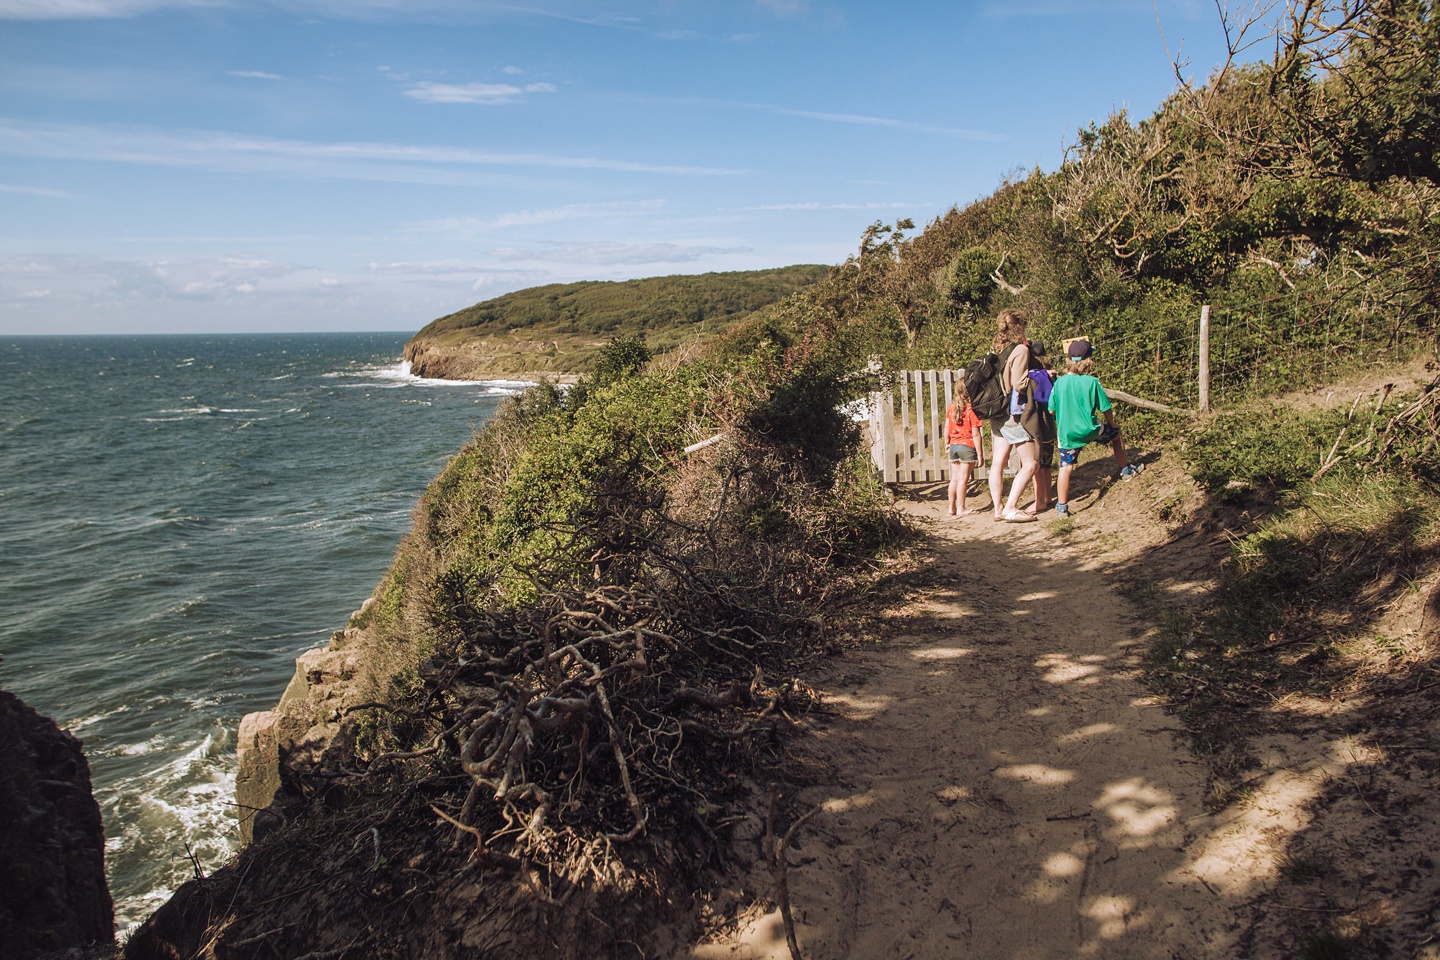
[325, 435, 876, 904]
[388, 580, 822, 872]
[1372, 373, 1440, 469]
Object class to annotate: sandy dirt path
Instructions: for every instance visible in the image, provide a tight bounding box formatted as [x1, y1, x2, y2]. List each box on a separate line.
[695, 486, 1254, 960]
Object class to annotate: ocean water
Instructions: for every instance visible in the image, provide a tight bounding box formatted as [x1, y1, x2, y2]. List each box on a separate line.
[0, 333, 523, 934]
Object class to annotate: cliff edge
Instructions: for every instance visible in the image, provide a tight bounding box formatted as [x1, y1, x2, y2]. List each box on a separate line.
[0, 689, 115, 959]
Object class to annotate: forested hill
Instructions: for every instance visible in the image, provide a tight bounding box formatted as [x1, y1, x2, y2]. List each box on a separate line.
[403, 265, 829, 380]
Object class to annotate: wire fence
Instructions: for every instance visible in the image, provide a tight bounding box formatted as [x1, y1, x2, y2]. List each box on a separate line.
[1093, 291, 1436, 412]
[865, 290, 1436, 480]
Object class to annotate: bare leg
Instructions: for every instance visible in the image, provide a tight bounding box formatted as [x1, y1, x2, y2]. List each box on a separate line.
[1003, 441, 1038, 515]
[1029, 461, 1052, 513]
[1058, 461, 1074, 505]
[989, 433, 1011, 518]
[956, 461, 977, 516]
[1110, 436, 1129, 469]
[947, 460, 961, 514]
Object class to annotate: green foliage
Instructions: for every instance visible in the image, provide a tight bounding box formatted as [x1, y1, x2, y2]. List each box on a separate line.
[805, 12, 1440, 401]
[1275, 0, 1440, 186]
[1156, 472, 1439, 692]
[564, 334, 654, 411]
[735, 340, 866, 486]
[1219, 474, 1440, 643]
[938, 246, 998, 315]
[591, 334, 651, 384]
[1181, 408, 1351, 493]
[486, 370, 701, 582]
[413, 266, 830, 351]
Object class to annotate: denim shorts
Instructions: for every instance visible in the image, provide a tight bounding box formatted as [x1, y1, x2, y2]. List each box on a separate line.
[948, 443, 978, 463]
[999, 419, 1032, 444]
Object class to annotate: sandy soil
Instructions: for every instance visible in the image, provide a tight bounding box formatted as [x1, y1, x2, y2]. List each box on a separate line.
[690, 421, 1440, 959]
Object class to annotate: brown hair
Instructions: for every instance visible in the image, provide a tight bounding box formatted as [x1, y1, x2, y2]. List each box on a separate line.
[1065, 357, 1096, 376]
[991, 308, 1028, 354]
[948, 377, 972, 422]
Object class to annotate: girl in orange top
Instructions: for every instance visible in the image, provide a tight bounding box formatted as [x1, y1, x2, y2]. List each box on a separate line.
[944, 379, 986, 517]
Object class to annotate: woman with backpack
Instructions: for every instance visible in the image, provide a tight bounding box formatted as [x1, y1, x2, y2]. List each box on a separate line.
[986, 309, 1039, 523]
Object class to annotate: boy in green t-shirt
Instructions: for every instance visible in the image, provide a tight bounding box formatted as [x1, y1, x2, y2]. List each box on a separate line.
[1048, 337, 1141, 518]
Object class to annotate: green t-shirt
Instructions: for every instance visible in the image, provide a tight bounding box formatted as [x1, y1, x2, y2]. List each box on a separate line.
[1050, 373, 1112, 449]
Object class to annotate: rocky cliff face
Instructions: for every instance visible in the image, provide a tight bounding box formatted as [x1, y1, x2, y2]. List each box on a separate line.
[0, 689, 115, 958]
[404, 334, 581, 382]
[123, 618, 371, 959]
[234, 622, 367, 846]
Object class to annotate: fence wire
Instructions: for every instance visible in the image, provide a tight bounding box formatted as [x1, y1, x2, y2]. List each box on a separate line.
[1090, 291, 1436, 412]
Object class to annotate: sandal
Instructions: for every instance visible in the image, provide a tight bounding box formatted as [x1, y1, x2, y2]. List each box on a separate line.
[1002, 509, 1037, 523]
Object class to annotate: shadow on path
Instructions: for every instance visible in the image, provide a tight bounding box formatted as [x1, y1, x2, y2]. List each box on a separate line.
[695, 491, 1256, 960]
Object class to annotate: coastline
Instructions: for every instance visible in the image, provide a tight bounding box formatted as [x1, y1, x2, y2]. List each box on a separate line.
[403, 333, 588, 384]
[0, 334, 520, 938]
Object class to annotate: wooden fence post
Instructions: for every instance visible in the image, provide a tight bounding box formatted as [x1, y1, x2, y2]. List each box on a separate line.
[928, 371, 942, 480]
[1198, 304, 1211, 413]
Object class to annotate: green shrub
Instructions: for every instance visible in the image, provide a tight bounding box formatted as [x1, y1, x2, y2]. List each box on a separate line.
[1218, 473, 1440, 646]
[1182, 408, 1352, 493]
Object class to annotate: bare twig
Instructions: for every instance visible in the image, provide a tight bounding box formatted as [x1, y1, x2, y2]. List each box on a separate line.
[766, 784, 823, 960]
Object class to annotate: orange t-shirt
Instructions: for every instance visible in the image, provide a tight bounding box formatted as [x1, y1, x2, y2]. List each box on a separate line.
[946, 403, 982, 447]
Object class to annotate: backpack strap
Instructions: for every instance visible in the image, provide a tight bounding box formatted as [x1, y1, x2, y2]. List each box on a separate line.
[997, 340, 1026, 393]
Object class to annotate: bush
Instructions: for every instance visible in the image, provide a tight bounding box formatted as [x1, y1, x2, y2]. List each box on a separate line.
[1181, 407, 1352, 493]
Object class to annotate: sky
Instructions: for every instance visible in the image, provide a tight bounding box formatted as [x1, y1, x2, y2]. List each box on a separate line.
[0, 0, 1250, 335]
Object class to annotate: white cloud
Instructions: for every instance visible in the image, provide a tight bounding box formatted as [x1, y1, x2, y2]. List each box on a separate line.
[470, 270, 547, 292]
[488, 241, 750, 266]
[767, 105, 1005, 141]
[0, 0, 215, 18]
[0, 118, 751, 180]
[978, 0, 1206, 18]
[750, 201, 917, 211]
[755, 0, 807, 15]
[228, 70, 284, 80]
[364, 260, 546, 293]
[404, 81, 556, 104]
[368, 259, 490, 276]
[0, 182, 81, 198]
[657, 96, 1006, 141]
[0, 252, 529, 333]
[402, 200, 667, 238]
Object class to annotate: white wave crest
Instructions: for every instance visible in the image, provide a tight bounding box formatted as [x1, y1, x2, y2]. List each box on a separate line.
[337, 359, 533, 392]
[102, 728, 239, 934]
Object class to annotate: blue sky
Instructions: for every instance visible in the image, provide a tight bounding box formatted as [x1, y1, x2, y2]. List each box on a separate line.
[0, 1, 1246, 335]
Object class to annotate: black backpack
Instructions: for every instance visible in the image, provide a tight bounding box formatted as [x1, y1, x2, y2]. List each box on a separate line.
[964, 349, 1009, 419]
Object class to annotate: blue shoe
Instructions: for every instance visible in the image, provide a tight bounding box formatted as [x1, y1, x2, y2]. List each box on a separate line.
[1120, 464, 1142, 481]
[1056, 503, 1070, 518]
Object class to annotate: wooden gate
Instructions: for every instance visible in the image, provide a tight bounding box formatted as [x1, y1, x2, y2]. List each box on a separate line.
[868, 369, 962, 483]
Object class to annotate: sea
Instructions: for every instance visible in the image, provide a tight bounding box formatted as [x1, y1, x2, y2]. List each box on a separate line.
[0, 333, 525, 936]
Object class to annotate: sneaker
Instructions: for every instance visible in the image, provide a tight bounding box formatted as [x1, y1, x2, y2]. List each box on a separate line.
[1120, 463, 1143, 481]
[1056, 503, 1070, 518]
